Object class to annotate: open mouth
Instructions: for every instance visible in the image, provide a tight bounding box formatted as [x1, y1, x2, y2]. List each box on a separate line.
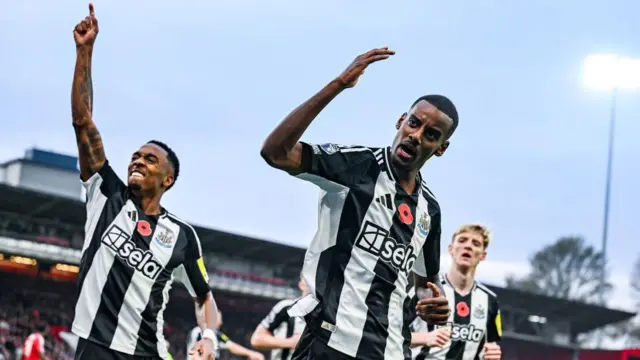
[461, 253, 472, 259]
[398, 144, 417, 159]
[129, 170, 145, 179]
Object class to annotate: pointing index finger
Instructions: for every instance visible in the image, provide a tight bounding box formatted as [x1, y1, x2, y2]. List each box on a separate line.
[89, 3, 95, 17]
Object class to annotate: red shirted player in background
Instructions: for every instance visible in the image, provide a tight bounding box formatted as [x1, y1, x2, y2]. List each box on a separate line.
[22, 323, 48, 360]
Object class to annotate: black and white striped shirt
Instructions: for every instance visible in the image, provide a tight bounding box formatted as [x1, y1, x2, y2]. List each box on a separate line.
[260, 298, 306, 360]
[287, 143, 442, 360]
[72, 161, 211, 359]
[409, 275, 502, 360]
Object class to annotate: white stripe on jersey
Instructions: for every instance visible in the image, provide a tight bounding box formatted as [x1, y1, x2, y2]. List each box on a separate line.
[328, 171, 398, 357]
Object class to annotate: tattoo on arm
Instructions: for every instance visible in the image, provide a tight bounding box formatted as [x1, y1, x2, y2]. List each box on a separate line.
[72, 49, 105, 180]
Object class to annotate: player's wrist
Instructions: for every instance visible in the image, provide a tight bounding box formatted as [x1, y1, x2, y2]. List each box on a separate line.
[201, 329, 219, 351]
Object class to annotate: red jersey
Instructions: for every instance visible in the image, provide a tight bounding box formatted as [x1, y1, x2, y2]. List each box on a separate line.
[22, 333, 45, 360]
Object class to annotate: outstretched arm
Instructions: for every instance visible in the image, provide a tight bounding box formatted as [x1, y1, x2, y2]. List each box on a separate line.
[260, 47, 394, 175]
[72, 3, 105, 181]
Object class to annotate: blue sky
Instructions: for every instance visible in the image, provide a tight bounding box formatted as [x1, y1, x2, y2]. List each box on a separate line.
[1, 0, 639, 311]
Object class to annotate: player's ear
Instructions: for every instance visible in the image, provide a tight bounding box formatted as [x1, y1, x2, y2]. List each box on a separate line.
[163, 174, 174, 189]
[480, 251, 487, 261]
[396, 113, 407, 130]
[434, 141, 449, 157]
[448, 243, 453, 255]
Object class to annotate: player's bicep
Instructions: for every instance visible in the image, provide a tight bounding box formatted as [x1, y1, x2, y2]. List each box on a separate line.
[487, 301, 503, 342]
[176, 227, 210, 299]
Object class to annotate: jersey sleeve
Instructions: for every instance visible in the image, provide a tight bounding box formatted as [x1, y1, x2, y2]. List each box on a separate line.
[486, 297, 503, 342]
[173, 225, 210, 299]
[82, 160, 127, 206]
[413, 211, 442, 277]
[216, 330, 230, 349]
[295, 142, 375, 190]
[260, 300, 292, 333]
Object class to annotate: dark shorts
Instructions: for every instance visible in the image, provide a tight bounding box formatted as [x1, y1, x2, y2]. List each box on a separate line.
[74, 338, 162, 360]
[291, 327, 355, 360]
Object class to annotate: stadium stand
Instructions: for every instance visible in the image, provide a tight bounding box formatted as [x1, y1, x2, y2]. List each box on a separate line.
[0, 149, 637, 360]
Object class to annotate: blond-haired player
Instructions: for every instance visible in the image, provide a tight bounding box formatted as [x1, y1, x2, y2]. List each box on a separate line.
[410, 224, 502, 360]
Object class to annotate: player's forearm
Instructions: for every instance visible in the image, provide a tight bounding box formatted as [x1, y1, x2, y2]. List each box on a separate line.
[410, 332, 427, 347]
[250, 333, 291, 350]
[260, 79, 345, 164]
[227, 341, 257, 357]
[195, 292, 219, 331]
[71, 47, 94, 128]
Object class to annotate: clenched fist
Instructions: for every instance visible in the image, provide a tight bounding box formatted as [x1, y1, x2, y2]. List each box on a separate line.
[73, 3, 99, 48]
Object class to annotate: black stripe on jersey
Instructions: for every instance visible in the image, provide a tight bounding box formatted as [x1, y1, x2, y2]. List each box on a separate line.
[280, 316, 296, 360]
[444, 279, 479, 360]
[316, 164, 380, 341]
[134, 269, 173, 355]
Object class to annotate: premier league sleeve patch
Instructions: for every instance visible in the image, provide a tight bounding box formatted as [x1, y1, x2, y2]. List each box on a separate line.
[318, 143, 340, 155]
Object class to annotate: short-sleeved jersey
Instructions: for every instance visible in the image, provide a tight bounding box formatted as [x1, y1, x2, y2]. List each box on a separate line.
[187, 327, 229, 359]
[72, 161, 211, 359]
[409, 275, 502, 360]
[22, 333, 44, 360]
[260, 298, 306, 360]
[287, 143, 442, 360]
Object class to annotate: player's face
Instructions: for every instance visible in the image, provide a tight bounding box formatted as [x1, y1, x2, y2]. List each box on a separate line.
[391, 100, 453, 171]
[128, 144, 174, 194]
[448, 231, 487, 270]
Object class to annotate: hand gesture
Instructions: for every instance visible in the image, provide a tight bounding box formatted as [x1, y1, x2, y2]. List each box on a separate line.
[416, 282, 450, 325]
[188, 338, 216, 360]
[73, 3, 99, 48]
[336, 47, 395, 88]
[425, 328, 451, 348]
[483, 342, 501, 360]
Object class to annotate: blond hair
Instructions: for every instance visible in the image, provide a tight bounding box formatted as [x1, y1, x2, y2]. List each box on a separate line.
[452, 223, 491, 249]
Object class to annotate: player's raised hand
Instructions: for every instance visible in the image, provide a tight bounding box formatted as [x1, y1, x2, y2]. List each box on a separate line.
[336, 47, 395, 88]
[482, 342, 501, 360]
[416, 282, 450, 325]
[73, 3, 99, 48]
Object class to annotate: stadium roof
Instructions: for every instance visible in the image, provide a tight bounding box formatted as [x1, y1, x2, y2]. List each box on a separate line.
[0, 184, 306, 266]
[486, 284, 636, 334]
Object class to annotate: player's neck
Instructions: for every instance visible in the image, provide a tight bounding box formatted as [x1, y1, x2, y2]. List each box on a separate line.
[393, 167, 420, 194]
[447, 267, 476, 295]
[132, 192, 163, 215]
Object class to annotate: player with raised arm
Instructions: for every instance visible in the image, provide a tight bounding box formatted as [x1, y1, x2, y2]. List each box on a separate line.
[71, 4, 219, 359]
[250, 275, 308, 360]
[409, 224, 502, 360]
[261, 48, 456, 360]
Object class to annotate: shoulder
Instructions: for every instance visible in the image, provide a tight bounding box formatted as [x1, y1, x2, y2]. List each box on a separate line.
[271, 298, 298, 313]
[420, 180, 440, 207]
[166, 212, 200, 238]
[475, 281, 498, 299]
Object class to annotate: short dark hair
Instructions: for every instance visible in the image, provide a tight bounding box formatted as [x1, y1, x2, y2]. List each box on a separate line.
[147, 140, 180, 190]
[411, 95, 459, 137]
